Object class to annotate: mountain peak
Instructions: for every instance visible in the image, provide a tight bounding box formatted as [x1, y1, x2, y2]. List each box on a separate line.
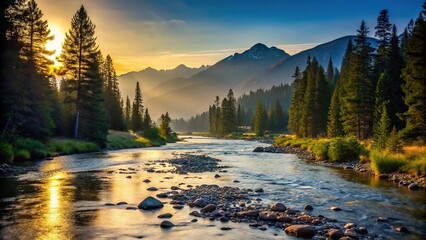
[175, 64, 189, 70]
[240, 43, 289, 60]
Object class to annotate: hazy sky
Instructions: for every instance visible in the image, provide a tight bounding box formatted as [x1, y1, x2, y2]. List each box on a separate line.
[38, 0, 422, 74]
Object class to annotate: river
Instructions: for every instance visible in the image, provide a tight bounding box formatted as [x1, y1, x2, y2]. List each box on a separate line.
[0, 137, 425, 239]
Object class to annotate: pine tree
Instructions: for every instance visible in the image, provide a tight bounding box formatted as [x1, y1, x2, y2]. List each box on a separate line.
[103, 55, 124, 130]
[253, 100, 265, 136]
[341, 21, 374, 140]
[271, 98, 284, 132]
[373, 72, 391, 131]
[387, 126, 403, 153]
[401, 9, 426, 143]
[326, 58, 335, 86]
[124, 95, 131, 129]
[131, 82, 143, 131]
[374, 9, 392, 81]
[327, 81, 344, 137]
[58, 5, 105, 141]
[288, 66, 304, 135]
[142, 108, 152, 130]
[159, 112, 172, 139]
[373, 104, 391, 150]
[227, 89, 237, 131]
[236, 104, 242, 127]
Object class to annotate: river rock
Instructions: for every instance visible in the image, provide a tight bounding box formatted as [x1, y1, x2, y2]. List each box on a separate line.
[189, 211, 202, 217]
[193, 198, 209, 208]
[377, 216, 388, 222]
[330, 206, 341, 211]
[214, 174, 221, 178]
[276, 215, 292, 223]
[328, 229, 344, 239]
[126, 206, 137, 210]
[304, 204, 314, 210]
[104, 203, 115, 206]
[297, 215, 313, 222]
[221, 227, 232, 231]
[191, 219, 198, 222]
[254, 188, 264, 193]
[116, 201, 128, 205]
[138, 196, 164, 210]
[357, 227, 368, 235]
[378, 174, 388, 179]
[253, 147, 264, 152]
[160, 220, 174, 228]
[156, 193, 168, 198]
[201, 204, 216, 213]
[173, 205, 184, 209]
[271, 203, 286, 212]
[344, 229, 357, 238]
[143, 179, 151, 183]
[171, 186, 180, 190]
[147, 187, 158, 191]
[395, 226, 409, 233]
[158, 213, 173, 218]
[344, 223, 356, 229]
[147, 168, 155, 173]
[284, 225, 315, 237]
[259, 211, 277, 221]
[408, 183, 420, 190]
[237, 210, 259, 217]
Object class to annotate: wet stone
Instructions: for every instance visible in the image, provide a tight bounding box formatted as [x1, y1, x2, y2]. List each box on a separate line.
[158, 213, 173, 218]
[254, 188, 264, 193]
[284, 225, 315, 237]
[138, 196, 164, 210]
[395, 226, 409, 233]
[147, 187, 158, 191]
[330, 206, 341, 211]
[116, 202, 128, 205]
[156, 193, 168, 198]
[173, 205, 184, 209]
[160, 220, 174, 229]
[304, 204, 314, 210]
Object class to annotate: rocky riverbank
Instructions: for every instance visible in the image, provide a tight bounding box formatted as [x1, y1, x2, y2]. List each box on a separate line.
[253, 145, 426, 190]
[165, 154, 228, 174]
[151, 184, 384, 239]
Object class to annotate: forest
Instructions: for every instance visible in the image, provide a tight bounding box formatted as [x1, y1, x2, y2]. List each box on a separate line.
[0, 1, 175, 162]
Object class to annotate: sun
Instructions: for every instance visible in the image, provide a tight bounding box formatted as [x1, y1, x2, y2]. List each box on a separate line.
[45, 23, 65, 69]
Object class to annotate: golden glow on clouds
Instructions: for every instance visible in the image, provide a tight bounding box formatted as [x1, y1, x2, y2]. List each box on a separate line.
[37, 0, 316, 75]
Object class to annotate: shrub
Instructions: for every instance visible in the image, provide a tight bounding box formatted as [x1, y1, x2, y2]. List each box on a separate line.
[406, 157, 426, 177]
[14, 149, 31, 161]
[370, 150, 408, 174]
[313, 141, 330, 160]
[328, 137, 361, 162]
[0, 141, 14, 163]
[15, 138, 48, 159]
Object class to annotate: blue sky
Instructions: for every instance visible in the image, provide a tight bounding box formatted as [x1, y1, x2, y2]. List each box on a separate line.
[38, 0, 423, 73]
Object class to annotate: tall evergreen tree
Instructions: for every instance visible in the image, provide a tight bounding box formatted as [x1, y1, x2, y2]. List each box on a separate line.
[341, 21, 375, 140]
[236, 104, 242, 127]
[288, 66, 304, 135]
[131, 81, 143, 131]
[327, 81, 344, 137]
[401, 9, 426, 143]
[374, 9, 392, 82]
[124, 95, 131, 129]
[142, 108, 152, 130]
[373, 71, 392, 134]
[103, 55, 124, 130]
[326, 58, 335, 86]
[159, 112, 172, 139]
[253, 100, 265, 136]
[58, 5, 107, 143]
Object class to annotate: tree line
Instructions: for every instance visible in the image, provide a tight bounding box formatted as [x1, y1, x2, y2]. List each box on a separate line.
[0, 0, 174, 150]
[170, 84, 292, 134]
[288, 5, 426, 145]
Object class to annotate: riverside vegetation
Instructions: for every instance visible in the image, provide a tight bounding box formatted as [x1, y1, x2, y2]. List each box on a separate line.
[0, 1, 177, 164]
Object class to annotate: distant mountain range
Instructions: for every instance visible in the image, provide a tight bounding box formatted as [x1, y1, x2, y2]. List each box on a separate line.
[118, 35, 379, 119]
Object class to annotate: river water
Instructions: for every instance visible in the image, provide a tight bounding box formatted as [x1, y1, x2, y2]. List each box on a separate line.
[0, 137, 425, 239]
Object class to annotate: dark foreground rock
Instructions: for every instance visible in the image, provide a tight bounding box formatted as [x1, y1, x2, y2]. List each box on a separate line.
[284, 225, 315, 237]
[138, 196, 164, 210]
[160, 220, 174, 228]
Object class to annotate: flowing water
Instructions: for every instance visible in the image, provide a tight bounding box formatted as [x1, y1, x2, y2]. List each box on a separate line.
[0, 137, 425, 239]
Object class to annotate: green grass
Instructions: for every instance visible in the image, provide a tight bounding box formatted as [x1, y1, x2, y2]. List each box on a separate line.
[106, 130, 165, 149]
[370, 150, 408, 174]
[14, 149, 31, 161]
[0, 141, 14, 163]
[48, 138, 100, 155]
[15, 138, 48, 159]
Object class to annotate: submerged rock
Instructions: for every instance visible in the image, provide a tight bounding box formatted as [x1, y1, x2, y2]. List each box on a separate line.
[138, 196, 164, 210]
[253, 147, 264, 152]
[271, 202, 286, 212]
[158, 213, 173, 218]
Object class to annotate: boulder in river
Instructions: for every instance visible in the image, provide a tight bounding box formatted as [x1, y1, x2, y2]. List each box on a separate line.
[160, 220, 174, 228]
[138, 196, 164, 210]
[330, 206, 341, 211]
[328, 229, 344, 239]
[158, 213, 173, 218]
[284, 225, 315, 237]
[304, 204, 314, 210]
[253, 147, 264, 152]
[408, 183, 419, 190]
[254, 188, 264, 193]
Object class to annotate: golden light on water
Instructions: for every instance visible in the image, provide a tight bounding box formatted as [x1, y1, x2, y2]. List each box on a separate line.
[45, 23, 64, 69]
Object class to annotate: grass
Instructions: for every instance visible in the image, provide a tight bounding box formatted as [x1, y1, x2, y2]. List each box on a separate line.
[48, 138, 100, 155]
[106, 130, 165, 149]
[0, 141, 14, 163]
[14, 138, 49, 159]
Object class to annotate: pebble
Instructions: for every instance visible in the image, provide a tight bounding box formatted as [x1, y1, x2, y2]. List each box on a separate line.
[284, 225, 315, 237]
[254, 188, 264, 193]
[408, 183, 420, 190]
[104, 203, 115, 206]
[201, 204, 216, 213]
[173, 205, 184, 209]
[147, 187, 158, 191]
[116, 202, 128, 205]
[330, 206, 341, 211]
[193, 198, 209, 208]
[221, 227, 232, 231]
[328, 229, 344, 239]
[126, 176, 132, 179]
[157, 213, 173, 218]
[143, 179, 151, 183]
[271, 202, 286, 212]
[156, 193, 168, 198]
[191, 219, 198, 222]
[126, 206, 137, 210]
[147, 168, 155, 173]
[377, 216, 388, 222]
[395, 226, 409, 233]
[357, 227, 368, 235]
[138, 196, 164, 210]
[214, 174, 221, 178]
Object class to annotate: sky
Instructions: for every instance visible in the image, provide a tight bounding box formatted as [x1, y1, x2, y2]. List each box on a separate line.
[38, 0, 423, 75]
